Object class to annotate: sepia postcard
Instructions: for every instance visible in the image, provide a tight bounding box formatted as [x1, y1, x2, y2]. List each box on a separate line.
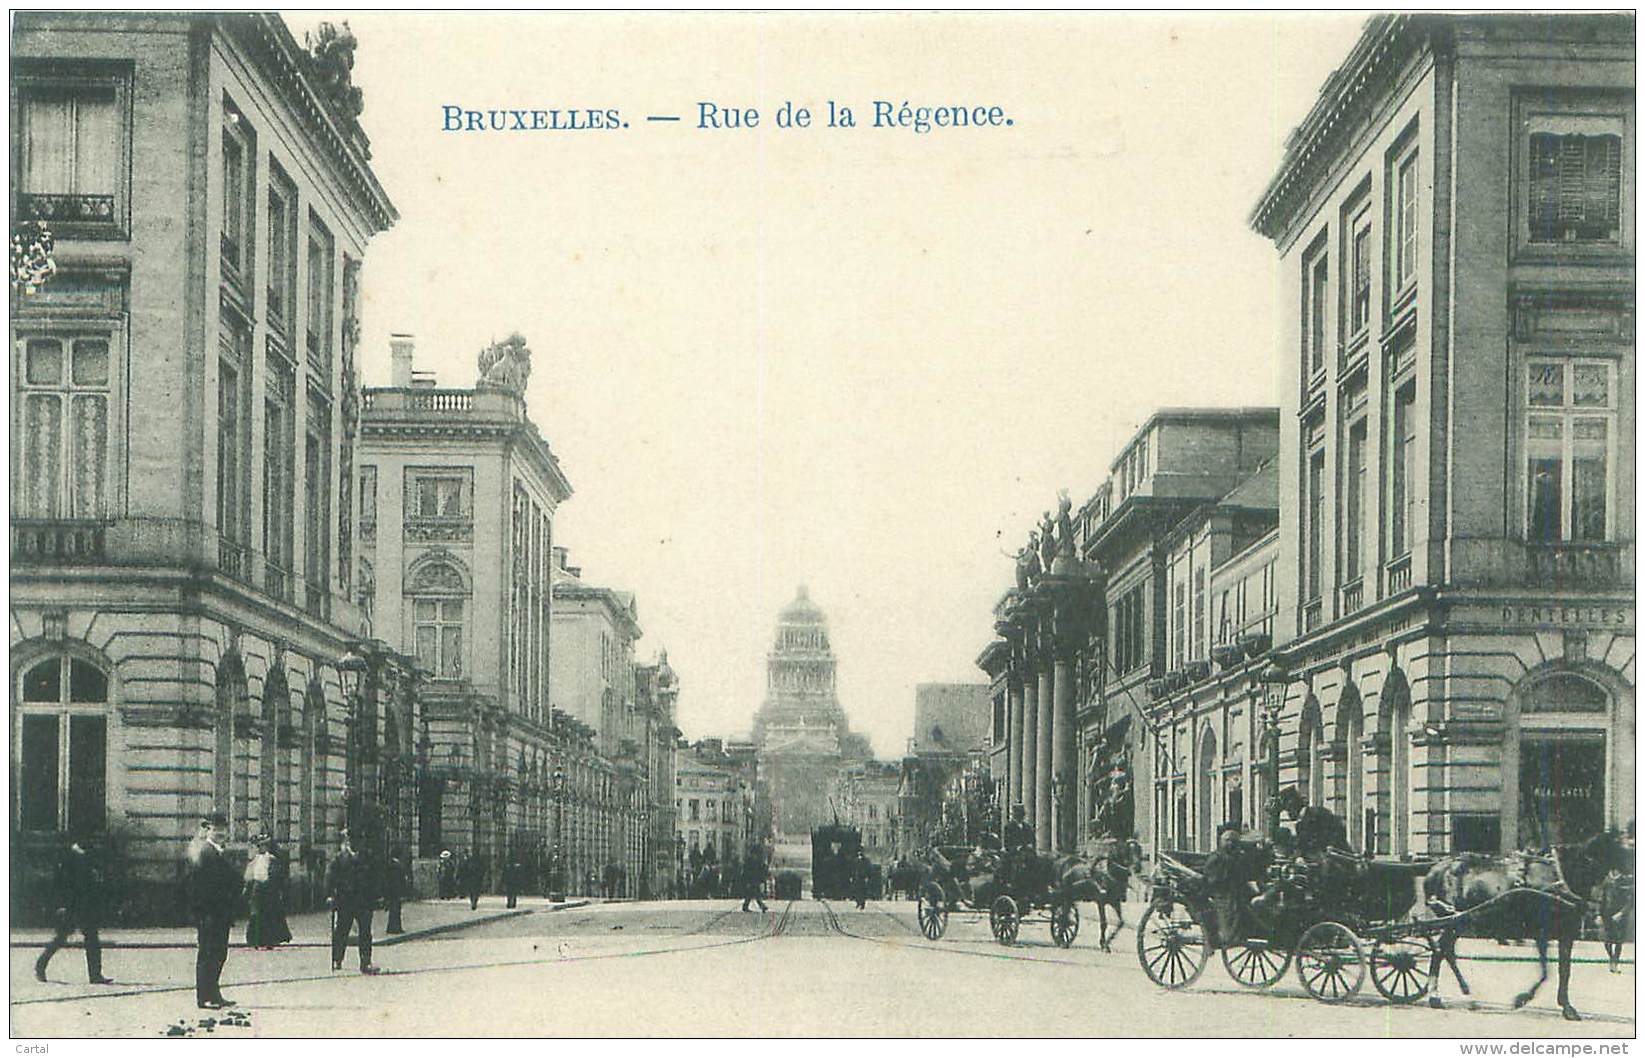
[6, 8, 1637, 1046]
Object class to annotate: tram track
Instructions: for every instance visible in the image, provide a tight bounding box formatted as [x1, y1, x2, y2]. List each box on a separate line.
[13, 901, 800, 1010]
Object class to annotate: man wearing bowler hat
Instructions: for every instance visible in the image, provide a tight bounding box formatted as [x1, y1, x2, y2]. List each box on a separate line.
[326, 827, 382, 973]
[186, 813, 239, 1009]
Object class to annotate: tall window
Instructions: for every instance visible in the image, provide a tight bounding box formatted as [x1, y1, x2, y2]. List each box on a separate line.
[358, 465, 377, 541]
[1349, 209, 1373, 338]
[220, 105, 254, 289]
[1344, 419, 1367, 583]
[1171, 581, 1187, 668]
[16, 334, 112, 519]
[1394, 150, 1419, 292]
[1390, 383, 1417, 556]
[267, 168, 298, 335]
[409, 560, 468, 678]
[16, 655, 109, 834]
[15, 70, 123, 227]
[1305, 448, 1325, 601]
[217, 322, 252, 548]
[1307, 253, 1329, 376]
[1526, 359, 1616, 542]
[1191, 566, 1206, 662]
[304, 395, 333, 604]
[1529, 122, 1623, 244]
[306, 215, 335, 381]
[406, 469, 471, 519]
[263, 355, 296, 590]
[1113, 587, 1146, 674]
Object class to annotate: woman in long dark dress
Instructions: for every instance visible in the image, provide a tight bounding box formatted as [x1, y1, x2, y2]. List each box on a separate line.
[262, 839, 293, 947]
[243, 836, 293, 949]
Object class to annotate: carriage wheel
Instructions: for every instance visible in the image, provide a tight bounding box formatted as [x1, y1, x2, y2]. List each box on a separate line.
[989, 895, 1021, 946]
[1221, 937, 1293, 989]
[916, 884, 949, 941]
[1050, 900, 1079, 949]
[1296, 921, 1367, 1004]
[1370, 936, 1433, 1004]
[1136, 901, 1209, 990]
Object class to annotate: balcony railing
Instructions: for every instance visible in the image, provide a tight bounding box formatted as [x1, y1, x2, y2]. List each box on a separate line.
[219, 535, 251, 583]
[17, 192, 116, 223]
[405, 515, 473, 544]
[1302, 597, 1323, 634]
[12, 520, 108, 564]
[1339, 578, 1364, 616]
[1526, 542, 1626, 589]
[1386, 554, 1413, 594]
[264, 561, 293, 602]
[303, 578, 329, 620]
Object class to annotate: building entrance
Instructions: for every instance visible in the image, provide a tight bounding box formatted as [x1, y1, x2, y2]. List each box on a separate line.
[1517, 733, 1606, 848]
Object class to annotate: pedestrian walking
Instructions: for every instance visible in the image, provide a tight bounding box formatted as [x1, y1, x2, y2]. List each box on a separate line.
[243, 834, 293, 949]
[740, 844, 769, 913]
[503, 855, 523, 909]
[186, 813, 239, 1009]
[384, 848, 408, 935]
[851, 849, 870, 910]
[35, 832, 114, 985]
[325, 828, 381, 974]
[437, 849, 456, 899]
[458, 850, 485, 910]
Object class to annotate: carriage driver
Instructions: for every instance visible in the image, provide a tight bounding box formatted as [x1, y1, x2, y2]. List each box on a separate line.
[1003, 804, 1034, 852]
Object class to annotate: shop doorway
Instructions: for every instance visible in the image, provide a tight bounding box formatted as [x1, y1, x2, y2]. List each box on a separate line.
[1518, 734, 1607, 849]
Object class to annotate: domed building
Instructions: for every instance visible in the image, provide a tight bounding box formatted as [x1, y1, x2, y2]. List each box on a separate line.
[754, 587, 869, 878]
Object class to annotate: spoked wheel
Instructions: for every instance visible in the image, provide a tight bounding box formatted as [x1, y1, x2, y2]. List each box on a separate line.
[989, 895, 1021, 946]
[1221, 937, 1294, 989]
[1370, 935, 1434, 1004]
[1136, 901, 1210, 990]
[1050, 899, 1080, 949]
[1296, 921, 1367, 1003]
[916, 883, 949, 941]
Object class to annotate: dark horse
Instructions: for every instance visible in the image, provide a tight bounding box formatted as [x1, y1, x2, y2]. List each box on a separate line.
[887, 859, 922, 902]
[1421, 829, 1634, 1021]
[954, 841, 1140, 951]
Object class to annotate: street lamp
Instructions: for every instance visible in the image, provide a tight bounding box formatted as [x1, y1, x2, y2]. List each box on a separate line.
[1256, 658, 1291, 838]
[337, 646, 369, 835]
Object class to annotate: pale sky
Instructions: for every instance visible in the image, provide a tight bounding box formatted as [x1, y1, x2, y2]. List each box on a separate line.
[299, 12, 1368, 757]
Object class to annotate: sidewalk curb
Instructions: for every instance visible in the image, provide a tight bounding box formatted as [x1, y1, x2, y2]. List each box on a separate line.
[9, 901, 589, 951]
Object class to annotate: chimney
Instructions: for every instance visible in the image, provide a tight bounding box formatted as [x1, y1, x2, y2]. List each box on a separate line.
[390, 334, 415, 387]
[552, 546, 569, 571]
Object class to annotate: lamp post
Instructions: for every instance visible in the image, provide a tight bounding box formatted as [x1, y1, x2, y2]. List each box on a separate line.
[337, 646, 369, 836]
[1256, 658, 1291, 840]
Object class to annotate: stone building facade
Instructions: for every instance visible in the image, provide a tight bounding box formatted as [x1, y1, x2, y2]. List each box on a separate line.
[1249, 13, 1635, 856]
[356, 335, 572, 888]
[10, 12, 397, 919]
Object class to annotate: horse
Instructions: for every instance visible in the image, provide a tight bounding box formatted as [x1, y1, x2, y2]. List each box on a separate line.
[1421, 829, 1633, 1021]
[973, 843, 1140, 951]
[887, 859, 922, 902]
[1596, 868, 1634, 973]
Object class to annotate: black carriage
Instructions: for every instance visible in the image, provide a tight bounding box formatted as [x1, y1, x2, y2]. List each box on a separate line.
[914, 845, 1081, 949]
[1136, 846, 1437, 1004]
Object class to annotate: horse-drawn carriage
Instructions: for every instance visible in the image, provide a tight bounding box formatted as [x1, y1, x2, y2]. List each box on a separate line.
[1137, 846, 1436, 1003]
[914, 841, 1134, 949]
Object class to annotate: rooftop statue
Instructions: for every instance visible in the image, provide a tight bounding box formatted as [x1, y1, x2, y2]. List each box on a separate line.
[1014, 531, 1042, 592]
[478, 332, 533, 393]
[305, 22, 365, 122]
[1038, 510, 1057, 573]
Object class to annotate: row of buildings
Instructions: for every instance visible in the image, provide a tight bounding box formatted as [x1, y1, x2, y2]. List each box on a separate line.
[9, 12, 681, 919]
[980, 13, 1635, 864]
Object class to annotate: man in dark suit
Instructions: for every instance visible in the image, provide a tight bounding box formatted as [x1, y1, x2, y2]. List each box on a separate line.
[326, 828, 381, 973]
[35, 832, 114, 985]
[383, 848, 408, 935]
[187, 813, 239, 1009]
[458, 851, 485, 911]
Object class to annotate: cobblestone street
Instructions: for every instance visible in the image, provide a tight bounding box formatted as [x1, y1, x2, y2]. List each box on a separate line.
[11, 900, 1635, 1038]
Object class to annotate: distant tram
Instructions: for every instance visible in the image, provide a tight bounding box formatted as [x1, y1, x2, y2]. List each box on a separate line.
[810, 823, 862, 900]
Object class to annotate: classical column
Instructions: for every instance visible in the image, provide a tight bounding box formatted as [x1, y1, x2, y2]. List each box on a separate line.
[1052, 598, 1079, 854]
[1007, 670, 1026, 813]
[1021, 631, 1040, 833]
[1035, 615, 1055, 852]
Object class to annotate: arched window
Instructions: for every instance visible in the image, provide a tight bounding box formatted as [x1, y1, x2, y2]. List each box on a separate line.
[1196, 725, 1217, 850]
[407, 558, 468, 678]
[216, 653, 250, 839]
[301, 680, 323, 846]
[16, 654, 110, 834]
[1298, 698, 1325, 808]
[1380, 671, 1412, 857]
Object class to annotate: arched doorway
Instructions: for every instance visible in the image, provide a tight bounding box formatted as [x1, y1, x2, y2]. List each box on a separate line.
[1379, 670, 1411, 857]
[1506, 669, 1626, 850]
[260, 667, 288, 841]
[216, 653, 249, 839]
[1196, 725, 1217, 850]
[1335, 684, 1364, 852]
[1297, 696, 1324, 808]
